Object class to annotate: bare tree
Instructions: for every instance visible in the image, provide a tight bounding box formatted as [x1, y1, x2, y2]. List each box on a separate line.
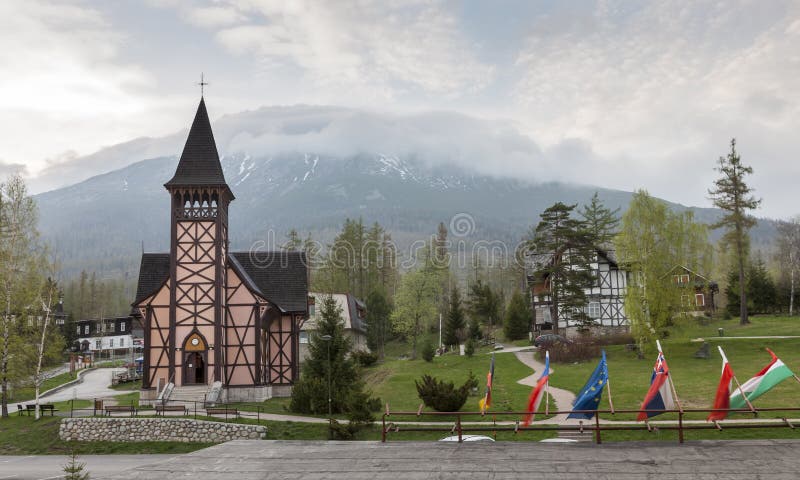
[33, 276, 59, 420]
[776, 217, 800, 316]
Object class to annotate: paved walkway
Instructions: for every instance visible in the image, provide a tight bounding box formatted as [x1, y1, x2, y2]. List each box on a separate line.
[102, 440, 800, 479]
[0, 454, 177, 480]
[10, 368, 124, 412]
[692, 335, 800, 342]
[513, 350, 577, 424]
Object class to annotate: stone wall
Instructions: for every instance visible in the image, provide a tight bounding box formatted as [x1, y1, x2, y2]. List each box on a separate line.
[59, 418, 266, 443]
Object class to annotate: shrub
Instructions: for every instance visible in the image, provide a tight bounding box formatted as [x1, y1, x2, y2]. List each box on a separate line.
[415, 372, 478, 412]
[536, 340, 600, 363]
[421, 339, 436, 362]
[352, 350, 378, 367]
[592, 332, 635, 346]
[464, 338, 476, 357]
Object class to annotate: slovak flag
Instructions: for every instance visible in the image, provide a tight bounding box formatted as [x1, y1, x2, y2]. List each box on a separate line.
[636, 349, 675, 421]
[522, 350, 550, 426]
[707, 346, 735, 422]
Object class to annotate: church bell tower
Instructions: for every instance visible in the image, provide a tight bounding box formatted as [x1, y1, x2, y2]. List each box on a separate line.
[164, 96, 233, 386]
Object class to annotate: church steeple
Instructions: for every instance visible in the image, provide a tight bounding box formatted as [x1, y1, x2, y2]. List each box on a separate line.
[165, 97, 232, 198]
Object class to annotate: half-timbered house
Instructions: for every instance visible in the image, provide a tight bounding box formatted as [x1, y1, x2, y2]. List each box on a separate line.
[528, 247, 628, 336]
[666, 265, 718, 314]
[133, 97, 308, 403]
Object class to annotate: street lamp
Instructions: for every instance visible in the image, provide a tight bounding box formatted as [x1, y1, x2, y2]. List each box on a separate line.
[320, 334, 333, 440]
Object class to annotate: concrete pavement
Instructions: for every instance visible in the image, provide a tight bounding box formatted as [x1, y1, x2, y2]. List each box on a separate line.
[0, 454, 177, 480]
[101, 440, 800, 479]
[10, 368, 124, 412]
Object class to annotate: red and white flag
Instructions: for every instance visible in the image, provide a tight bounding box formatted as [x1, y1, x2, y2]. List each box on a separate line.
[707, 346, 734, 422]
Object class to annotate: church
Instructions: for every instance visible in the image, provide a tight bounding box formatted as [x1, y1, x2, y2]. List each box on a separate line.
[132, 96, 308, 402]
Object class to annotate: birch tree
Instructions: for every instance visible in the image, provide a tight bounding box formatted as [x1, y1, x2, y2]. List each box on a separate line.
[32, 277, 61, 419]
[776, 217, 800, 316]
[391, 269, 439, 359]
[1, 175, 44, 417]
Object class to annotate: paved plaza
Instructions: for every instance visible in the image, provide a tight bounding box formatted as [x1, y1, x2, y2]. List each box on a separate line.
[96, 439, 800, 479]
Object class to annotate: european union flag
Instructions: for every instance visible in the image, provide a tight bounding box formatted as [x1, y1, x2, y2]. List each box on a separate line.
[567, 350, 608, 420]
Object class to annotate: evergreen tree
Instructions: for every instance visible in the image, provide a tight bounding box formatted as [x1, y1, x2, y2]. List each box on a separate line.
[63, 451, 89, 480]
[290, 295, 374, 415]
[748, 257, 777, 314]
[283, 229, 302, 251]
[365, 288, 391, 360]
[709, 139, 761, 325]
[77, 270, 87, 319]
[467, 317, 482, 340]
[504, 291, 531, 341]
[468, 280, 501, 336]
[443, 286, 466, 348]
[527, 202, 595, 333]
[579, 192, 620, 246]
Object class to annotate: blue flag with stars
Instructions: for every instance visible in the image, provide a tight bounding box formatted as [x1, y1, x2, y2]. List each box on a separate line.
[567, 350, 608, 420]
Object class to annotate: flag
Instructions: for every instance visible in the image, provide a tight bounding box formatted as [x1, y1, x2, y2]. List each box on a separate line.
[478, 353, 495, 413]
[567, 350, 608, 420]
[707, 346, 734, 422]
[729, 348, 795, 409]
[522, 351, 550, 426]
[636, 349, 675, 421]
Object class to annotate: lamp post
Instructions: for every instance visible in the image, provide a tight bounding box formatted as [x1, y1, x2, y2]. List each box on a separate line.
[320, 334, 333, 440]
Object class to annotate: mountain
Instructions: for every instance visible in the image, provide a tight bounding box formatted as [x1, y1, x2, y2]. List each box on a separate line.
[32, 106, 778, 279]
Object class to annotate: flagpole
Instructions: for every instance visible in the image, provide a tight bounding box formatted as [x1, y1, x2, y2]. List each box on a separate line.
[545, 380, 550, 416]
[658, 340, 683, 413]
[719, 346, 756, 414]
[606, 377, 615, 414]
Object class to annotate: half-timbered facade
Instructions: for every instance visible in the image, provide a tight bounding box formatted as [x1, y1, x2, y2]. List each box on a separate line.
[528, 248, 628, 335]
[133, 97, 308, 402]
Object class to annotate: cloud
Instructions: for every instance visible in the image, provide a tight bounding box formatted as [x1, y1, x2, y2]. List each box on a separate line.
[0, 160, 27, 177]
[166, 0, 494, 100]
[212, 106, 540, 176]
[0, 1, 189, 191]
[510, 1, 800, 217]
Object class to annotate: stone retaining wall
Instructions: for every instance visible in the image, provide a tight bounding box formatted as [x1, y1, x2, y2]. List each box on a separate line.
[59, 418, 266, 443]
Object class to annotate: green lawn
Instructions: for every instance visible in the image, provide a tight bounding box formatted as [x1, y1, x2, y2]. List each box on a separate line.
[10, 371, 78, 403]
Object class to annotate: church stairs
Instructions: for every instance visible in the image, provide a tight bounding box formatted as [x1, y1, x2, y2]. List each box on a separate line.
[167, 385, 212, 405]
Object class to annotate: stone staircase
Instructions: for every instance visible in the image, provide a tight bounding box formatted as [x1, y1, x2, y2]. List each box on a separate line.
[166, 385, 211, 406]
[556, 421, 595, 443]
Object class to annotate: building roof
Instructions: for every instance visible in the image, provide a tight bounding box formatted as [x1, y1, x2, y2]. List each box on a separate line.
[230, 251, 309, 313]
[134, 253, 170, 304]
[133, 251, 309, 314]
[164, 97, 230, 191]
[306, 292, 367, 334]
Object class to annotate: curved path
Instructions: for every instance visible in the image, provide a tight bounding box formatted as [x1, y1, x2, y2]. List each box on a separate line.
[10, 367, 125, 412]
[513, 350, 576, 423]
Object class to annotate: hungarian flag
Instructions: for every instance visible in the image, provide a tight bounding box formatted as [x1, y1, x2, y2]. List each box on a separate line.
[636, 349, 675, 421]
[729, 348, 795, 409]
[707, 346, 734, 422]
[522, 351, 549, 426]
[478, 353, 495, 413]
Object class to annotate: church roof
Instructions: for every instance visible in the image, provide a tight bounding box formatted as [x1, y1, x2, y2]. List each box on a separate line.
[133, 251, 309, 314]
[164, 97, 230, 190]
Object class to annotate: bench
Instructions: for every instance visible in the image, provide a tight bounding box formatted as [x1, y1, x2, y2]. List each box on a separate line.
[104, 405, 136, 417]
[20, 404, 58, 416]
[155, 404, 188, 416]
[206, 407, 239, 418]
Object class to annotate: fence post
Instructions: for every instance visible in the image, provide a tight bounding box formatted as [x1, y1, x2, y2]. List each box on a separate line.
[381, 414, 386, 443]
[457, 414, 462, 443]
[678, 411, 684, 444]
[194, 401, 197, 421]
[257, 406, 261, 426]
[595, 411, 602, 445]
[70, 399, 73, 418]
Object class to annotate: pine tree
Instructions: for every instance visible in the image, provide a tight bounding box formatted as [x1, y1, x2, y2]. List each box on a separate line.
[468, 280, 501, 336]
[504, 291, 531, 341]
[283, 229, 302, 251]
[63, 450, 89, 480]
[527, 202, 595, 333]
[290, 295, 373, 414]
[709, 139, 761, 325]
[443, 286, 465, 348]
[748, 257, 777, 314]
[365, 288, 391, 359]
[579, 192, 620, 246]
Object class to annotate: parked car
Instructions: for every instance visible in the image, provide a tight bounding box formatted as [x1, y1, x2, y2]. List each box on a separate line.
[533, 333, 572, 347]
[439, 435, 495, 442]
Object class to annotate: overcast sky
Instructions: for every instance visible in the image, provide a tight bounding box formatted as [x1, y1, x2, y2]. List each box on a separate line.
[1, 0, 798, 219]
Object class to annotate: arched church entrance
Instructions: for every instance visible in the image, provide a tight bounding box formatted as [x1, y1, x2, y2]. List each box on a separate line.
[183, 331, 208, 385]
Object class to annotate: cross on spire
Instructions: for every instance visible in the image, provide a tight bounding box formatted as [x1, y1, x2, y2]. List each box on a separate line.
[197, 73, 209, 97]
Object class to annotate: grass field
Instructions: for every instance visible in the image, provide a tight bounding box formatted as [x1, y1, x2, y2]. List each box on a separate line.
[10, 371, 78, 403]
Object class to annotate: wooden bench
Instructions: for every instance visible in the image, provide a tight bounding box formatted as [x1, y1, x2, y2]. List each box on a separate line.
[155, 404, 188, 416]
[104, 405, 136, 417]
[206, 407, 239, 418]
[21, 404, 58, 416]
